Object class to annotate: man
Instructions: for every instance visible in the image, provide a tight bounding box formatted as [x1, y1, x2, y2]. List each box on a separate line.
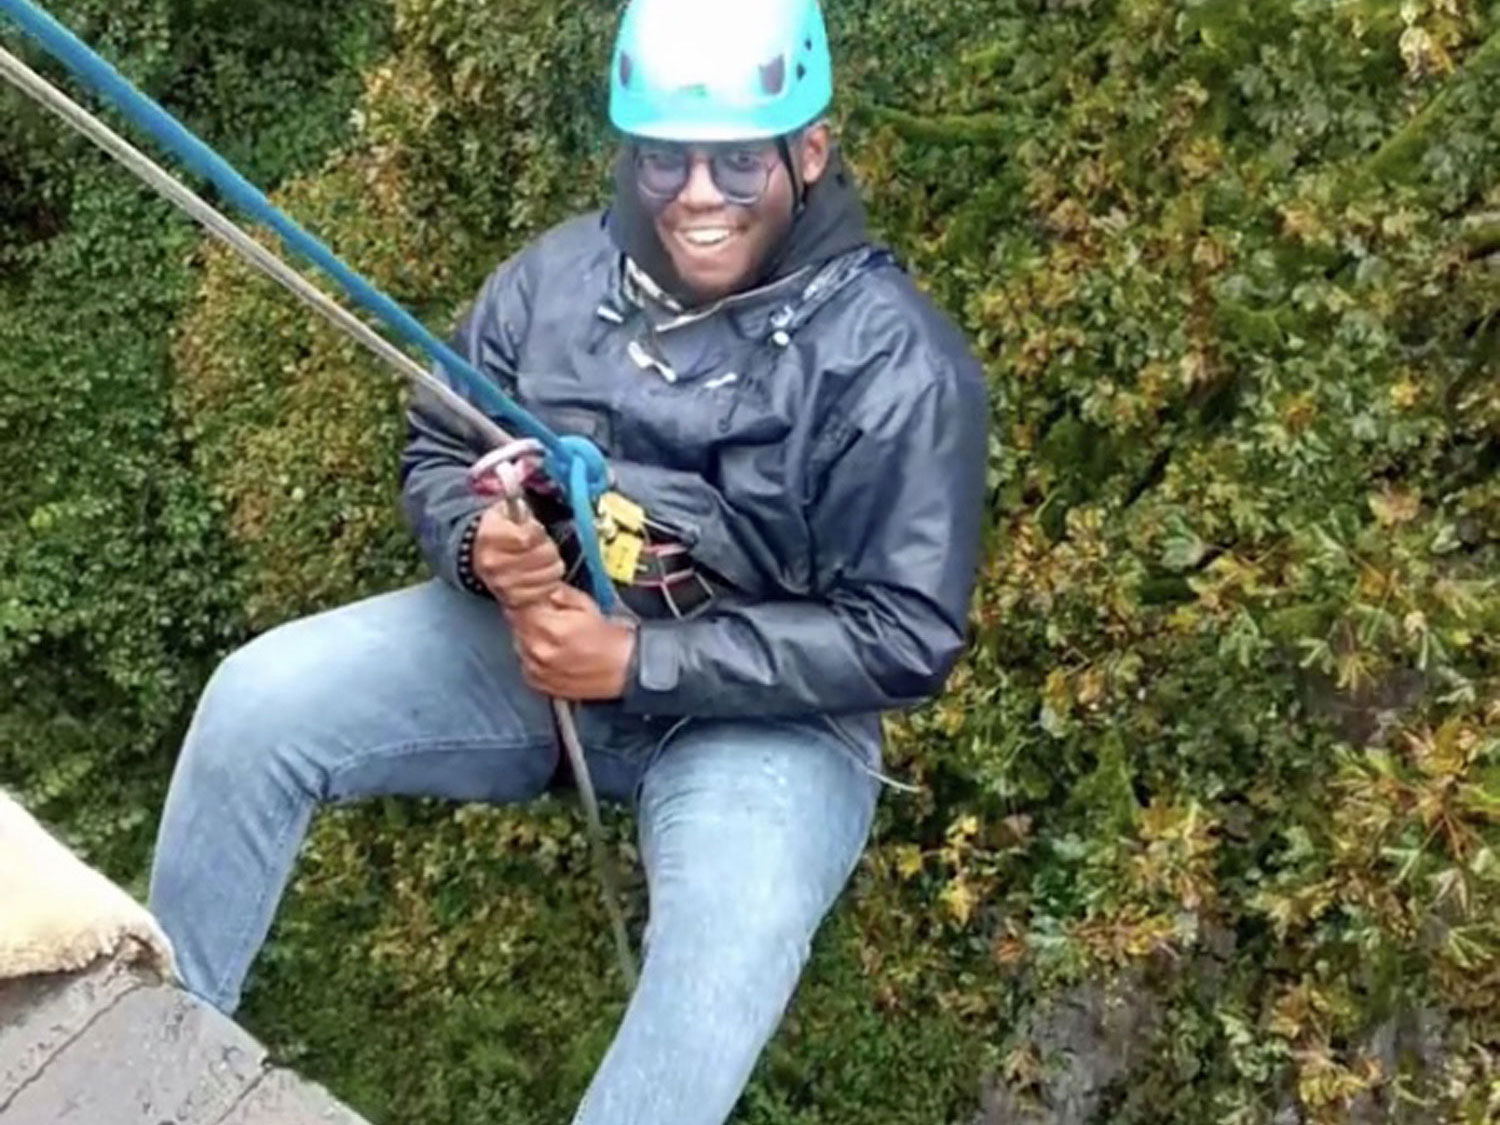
[148, 0, 988, 1120]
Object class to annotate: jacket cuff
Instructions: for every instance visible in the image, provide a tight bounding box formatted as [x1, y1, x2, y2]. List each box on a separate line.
[621, 620, 689, 714]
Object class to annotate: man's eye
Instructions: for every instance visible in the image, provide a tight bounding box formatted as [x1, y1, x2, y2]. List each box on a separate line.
[641, 149, 686, 170]
[720, 151, 764, 172]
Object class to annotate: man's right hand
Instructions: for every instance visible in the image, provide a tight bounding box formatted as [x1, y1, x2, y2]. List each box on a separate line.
[472, 507, 567, 610]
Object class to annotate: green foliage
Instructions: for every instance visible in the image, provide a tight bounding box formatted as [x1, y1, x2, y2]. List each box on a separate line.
[6, 0, 1500, 1122]
[847, 1, 1500, 1118]
[0, 0, 389, 873]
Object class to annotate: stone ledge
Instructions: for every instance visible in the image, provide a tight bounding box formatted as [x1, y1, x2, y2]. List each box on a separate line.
[0, 958, 371, 1125]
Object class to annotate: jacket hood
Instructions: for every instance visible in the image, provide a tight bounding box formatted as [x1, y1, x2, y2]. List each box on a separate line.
[605, 143, 870, 308]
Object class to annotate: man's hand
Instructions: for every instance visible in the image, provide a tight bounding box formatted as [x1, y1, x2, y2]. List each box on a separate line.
[513, 586, 638, 701]
[473, 506, 566, 610]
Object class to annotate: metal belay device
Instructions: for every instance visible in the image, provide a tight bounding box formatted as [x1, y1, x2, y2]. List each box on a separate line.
[0, 0, 640, 987]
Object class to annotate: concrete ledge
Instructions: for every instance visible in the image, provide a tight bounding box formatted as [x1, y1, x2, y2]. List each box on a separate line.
[0, 958, 372, 1124]
[218, 1069, 372, 1125]
[0, 956, 147, 1104]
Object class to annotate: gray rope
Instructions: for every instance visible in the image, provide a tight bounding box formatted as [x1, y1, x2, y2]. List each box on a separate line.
[0, 42, 639, 988]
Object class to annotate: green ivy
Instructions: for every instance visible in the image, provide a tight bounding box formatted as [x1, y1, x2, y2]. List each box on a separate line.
[0, 0, 390, 872]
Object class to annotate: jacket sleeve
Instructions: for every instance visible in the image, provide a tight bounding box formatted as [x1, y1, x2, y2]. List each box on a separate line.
[620, 355, 989, 719]
[399, 260, 532, 590]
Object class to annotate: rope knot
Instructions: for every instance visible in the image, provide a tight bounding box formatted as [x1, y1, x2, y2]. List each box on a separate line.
[554, 435, 612, 500]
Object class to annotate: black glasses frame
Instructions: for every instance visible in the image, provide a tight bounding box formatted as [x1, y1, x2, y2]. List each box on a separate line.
[632, 144, 781, 207]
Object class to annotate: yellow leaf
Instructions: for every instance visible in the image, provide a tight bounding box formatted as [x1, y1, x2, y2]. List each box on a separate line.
[1369, 487, 1421, 526]
[1179, 349, 1212, 387]
[950, 814, 981, 842]
[1076, 665, 1107, 708]
[1280, 205, 1328, 244]
[893, 844, 925, 880]
[941, 879, 979, 926]
[1389, 379, 1420, 409]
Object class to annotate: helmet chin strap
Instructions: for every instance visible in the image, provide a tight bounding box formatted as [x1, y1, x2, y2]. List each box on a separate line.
[776, 133, 807, 218]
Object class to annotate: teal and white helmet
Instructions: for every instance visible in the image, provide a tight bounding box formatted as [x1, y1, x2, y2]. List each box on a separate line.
[608, 0, 834, 142]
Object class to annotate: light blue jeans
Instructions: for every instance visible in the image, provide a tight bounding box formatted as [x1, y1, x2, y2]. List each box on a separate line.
[148, 579, 879, 1125]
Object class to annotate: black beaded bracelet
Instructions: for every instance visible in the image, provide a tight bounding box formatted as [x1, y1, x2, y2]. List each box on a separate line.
[455, 514, 490, 598]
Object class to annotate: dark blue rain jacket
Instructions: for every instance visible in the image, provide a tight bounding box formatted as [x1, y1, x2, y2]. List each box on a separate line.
[401, 207, 988, 727]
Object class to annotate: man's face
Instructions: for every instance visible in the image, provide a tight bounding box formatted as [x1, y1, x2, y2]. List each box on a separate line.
[639, 126, 831, 302]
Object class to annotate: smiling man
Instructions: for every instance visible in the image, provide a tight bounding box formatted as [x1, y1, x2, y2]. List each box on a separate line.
[148, 0, 988, 1122]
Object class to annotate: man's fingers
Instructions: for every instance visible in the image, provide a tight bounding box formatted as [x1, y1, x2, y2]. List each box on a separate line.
[495, 559, 567, 605]
[501, 580, 563, 610]
[509, 602, 565, 646]
[510, 518, 547, 549]
[481, 549, 563, 584]
[518, 628, 562, 673]
[548, 584, 595, 611]
[479, 525, 546, 558]
[475, 542, 565, 597]
[478, 508, 547, 551]
[508, 604, 549, 636]
[475, 531, 562, 567]
[516, 653, 547, 692]
[518, 549, 566, 580]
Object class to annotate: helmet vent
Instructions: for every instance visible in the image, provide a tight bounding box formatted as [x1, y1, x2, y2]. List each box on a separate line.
[759, 56, 786, 95]
[618, 51, 634, 88]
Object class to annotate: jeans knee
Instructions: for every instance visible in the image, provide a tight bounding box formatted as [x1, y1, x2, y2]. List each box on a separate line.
[652, 878, 819, 991]
[730, 910, 814, 988]
[181, 627, 325, 784]
[208, 626, 300, 717]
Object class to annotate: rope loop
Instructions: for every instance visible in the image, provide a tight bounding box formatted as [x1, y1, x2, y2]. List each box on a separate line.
[553, 435, 612, 501]
[565, 454, 618, 612]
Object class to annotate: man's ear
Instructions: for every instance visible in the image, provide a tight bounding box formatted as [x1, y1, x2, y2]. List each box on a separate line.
[798, 122, 833, 187]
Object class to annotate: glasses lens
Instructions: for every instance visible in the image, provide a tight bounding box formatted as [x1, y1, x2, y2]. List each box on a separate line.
[710, 149, 772, 205]
[636, 147, 690, 200]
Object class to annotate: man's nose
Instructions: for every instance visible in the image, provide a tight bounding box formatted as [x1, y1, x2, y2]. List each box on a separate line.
[677, 155, 725, 208]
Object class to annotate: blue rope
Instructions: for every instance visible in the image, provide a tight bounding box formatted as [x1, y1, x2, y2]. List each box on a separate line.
[0, 0, 618, 610]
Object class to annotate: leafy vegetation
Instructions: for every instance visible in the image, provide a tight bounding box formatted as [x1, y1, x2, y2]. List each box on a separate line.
[0, 0, 388, 867]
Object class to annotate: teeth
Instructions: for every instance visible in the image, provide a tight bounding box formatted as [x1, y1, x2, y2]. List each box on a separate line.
[682, 229, 731, 247]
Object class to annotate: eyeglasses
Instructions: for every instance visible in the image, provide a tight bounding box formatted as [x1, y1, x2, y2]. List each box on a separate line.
[633, 144, 779, 207]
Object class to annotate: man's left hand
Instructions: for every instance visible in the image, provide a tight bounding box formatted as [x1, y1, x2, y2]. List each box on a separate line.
[511, 585, 637, 701]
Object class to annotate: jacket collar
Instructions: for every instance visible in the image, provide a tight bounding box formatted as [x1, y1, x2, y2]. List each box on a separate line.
[621, 255, 814, 335]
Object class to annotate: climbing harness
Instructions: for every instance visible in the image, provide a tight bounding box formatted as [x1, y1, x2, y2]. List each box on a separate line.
[0, 1, 639, 987]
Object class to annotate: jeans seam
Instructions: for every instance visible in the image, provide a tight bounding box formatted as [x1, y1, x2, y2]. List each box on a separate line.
[324, 732, 555, 786]
[631, 717, 694, 812]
